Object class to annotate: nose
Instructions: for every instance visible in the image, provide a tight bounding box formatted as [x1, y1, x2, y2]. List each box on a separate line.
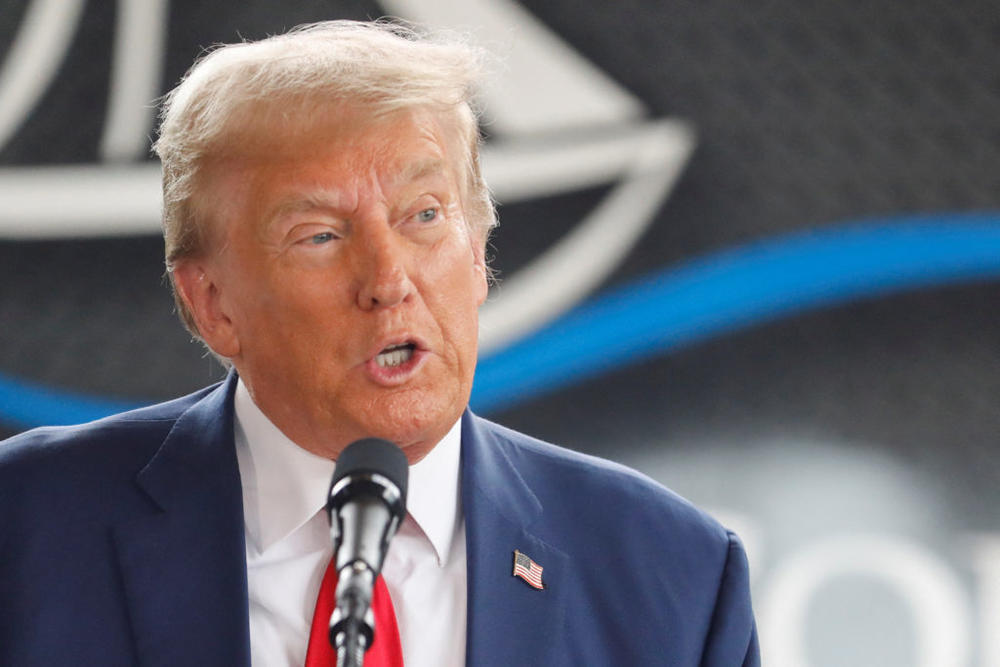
[354, 227, 415, 310]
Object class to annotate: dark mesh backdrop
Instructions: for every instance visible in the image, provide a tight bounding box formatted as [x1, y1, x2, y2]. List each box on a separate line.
[2, 0, 997, 421]
[493, 0, 1000, 516]
[1, 2, 999, 662]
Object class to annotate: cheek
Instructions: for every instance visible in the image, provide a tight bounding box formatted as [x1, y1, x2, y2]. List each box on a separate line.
[444, 268, 486, 355]
[222, 269, 279, 331]
[441, 242, 486, 308]
[222, 265, 323, 348]
[419, 256, 481, 345]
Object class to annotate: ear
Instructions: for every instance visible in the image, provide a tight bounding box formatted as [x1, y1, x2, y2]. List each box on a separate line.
[471, 237, 489, 307]
[171, 258, 241, 358]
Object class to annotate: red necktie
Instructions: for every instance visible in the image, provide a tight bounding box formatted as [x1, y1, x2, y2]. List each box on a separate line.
[304, 558, 404, 667]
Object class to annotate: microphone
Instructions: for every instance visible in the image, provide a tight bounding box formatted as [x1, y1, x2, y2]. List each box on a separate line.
[326, 438, 409, 667]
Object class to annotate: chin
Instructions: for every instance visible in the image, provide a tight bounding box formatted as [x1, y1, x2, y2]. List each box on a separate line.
[361, 391, 460, 448]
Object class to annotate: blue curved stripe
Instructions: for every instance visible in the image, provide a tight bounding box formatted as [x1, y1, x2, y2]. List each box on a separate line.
[2, 213, 999, 428]
[470, 213, 1000, 413]
[0, 375, 143, 429]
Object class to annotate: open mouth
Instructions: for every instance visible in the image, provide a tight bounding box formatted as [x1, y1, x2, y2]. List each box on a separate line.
[375, 342, 416, 368]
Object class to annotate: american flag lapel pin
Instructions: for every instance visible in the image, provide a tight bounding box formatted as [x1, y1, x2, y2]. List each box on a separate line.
[512, 549, 545, 589]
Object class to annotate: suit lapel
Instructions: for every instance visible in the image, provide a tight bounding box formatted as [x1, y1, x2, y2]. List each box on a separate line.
[462, 413, 569, 666]
[113, 373, 250, 667]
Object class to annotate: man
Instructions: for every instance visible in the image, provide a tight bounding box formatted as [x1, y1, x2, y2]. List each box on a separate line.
[0, 20, 758, 666]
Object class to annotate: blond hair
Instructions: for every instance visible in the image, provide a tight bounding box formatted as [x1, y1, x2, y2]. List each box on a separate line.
[154, 19, 496, 335]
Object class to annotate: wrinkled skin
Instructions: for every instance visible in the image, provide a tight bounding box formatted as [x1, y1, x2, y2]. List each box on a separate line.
[173, 105, 488, 463]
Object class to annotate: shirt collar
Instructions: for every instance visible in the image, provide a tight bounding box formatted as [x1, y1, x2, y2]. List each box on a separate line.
[233, 378, 462, 563]
[403, 416, 462, 566]
[234, 379, 335, 553]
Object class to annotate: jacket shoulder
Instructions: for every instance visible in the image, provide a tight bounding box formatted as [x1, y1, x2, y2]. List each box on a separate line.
[469, 415, 756, 664]
[0, 384, 220, 495]
[475, 416, 730, 545]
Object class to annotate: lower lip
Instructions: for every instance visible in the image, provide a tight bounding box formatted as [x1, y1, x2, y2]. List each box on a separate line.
[364, 349, 428, 386]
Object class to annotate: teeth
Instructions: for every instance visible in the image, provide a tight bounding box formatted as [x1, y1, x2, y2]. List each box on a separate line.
[376, 344, 414, 368]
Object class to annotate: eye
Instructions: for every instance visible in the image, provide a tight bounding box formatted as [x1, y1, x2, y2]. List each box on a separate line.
[416, 207, 438, 223]
[309, 231, 336, 245]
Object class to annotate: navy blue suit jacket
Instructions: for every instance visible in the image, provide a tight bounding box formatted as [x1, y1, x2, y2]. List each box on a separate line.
[0, 375, 758, 665]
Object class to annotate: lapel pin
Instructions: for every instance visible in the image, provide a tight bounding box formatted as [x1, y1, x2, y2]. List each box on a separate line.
[512, 549, 545, 589]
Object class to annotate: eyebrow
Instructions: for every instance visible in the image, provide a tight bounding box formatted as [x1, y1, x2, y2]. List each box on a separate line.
[272, 196, 339, 216]
[262, 158, 451, 230]
[263, 195, 343, 233]
[393, 157, 448, 187]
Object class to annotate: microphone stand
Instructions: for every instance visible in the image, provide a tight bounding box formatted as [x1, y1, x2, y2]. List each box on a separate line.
[338, 630, 366, 667]
[331, 561, 376, 667]
[326, 438, 408, 667]
[336, 617, 367, 667]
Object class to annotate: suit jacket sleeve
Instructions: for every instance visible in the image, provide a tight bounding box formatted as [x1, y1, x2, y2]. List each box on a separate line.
[462, 413, 761, 666]
[700, 531, 760, 667]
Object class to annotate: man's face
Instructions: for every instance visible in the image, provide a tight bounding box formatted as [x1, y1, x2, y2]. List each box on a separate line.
[184, 105, 488, 462]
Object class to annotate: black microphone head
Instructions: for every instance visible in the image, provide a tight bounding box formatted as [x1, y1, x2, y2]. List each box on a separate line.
[328, 438, 408, 517]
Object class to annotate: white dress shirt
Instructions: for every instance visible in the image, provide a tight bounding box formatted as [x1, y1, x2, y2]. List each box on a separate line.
[233, 379, 467, 667]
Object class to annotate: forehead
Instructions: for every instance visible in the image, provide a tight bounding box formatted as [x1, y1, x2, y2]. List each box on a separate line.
[196, 102, 464, 224]
[219, 98, 459, 167]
